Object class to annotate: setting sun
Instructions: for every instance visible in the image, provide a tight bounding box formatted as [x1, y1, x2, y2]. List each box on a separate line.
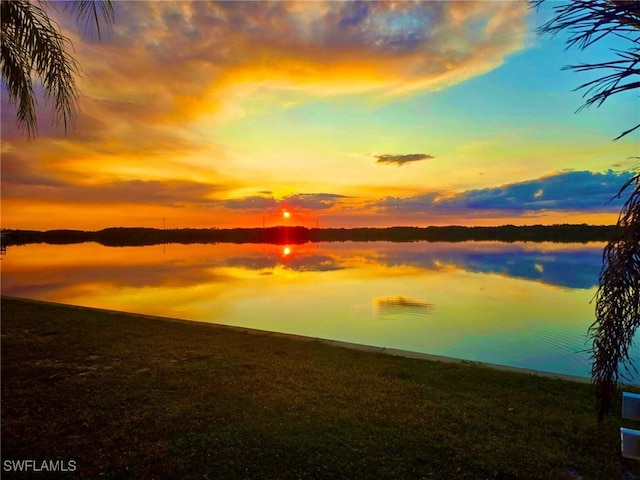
[1, 1, 636, 233]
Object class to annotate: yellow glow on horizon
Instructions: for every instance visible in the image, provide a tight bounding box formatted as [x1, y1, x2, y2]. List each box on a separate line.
[4, 2, 630, 233]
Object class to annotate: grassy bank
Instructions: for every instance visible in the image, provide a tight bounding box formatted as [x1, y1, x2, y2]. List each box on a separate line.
[0, 297, 631, 479]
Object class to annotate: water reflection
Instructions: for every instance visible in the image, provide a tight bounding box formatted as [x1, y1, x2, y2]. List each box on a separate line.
[226, 245, 343, 273]
[374, 296, 434, 317]
[2, 240, 636, 382]
[368, 243, 601, 290]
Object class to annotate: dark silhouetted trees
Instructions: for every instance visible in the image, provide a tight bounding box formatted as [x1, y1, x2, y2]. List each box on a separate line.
[0, 225, 622, 247]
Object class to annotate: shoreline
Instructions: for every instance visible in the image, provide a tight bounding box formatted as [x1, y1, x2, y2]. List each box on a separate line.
[1, 295, 630, 479]
[1, 295, 592, 385]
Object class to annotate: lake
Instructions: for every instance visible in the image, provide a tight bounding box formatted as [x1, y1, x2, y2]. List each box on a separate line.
[2, 240, 638, 383]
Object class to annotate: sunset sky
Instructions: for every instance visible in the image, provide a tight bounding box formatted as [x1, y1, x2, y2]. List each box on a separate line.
[2, 0, 638, 230]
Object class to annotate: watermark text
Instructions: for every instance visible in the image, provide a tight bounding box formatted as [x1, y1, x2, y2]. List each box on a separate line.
[3, 459, 77, 473]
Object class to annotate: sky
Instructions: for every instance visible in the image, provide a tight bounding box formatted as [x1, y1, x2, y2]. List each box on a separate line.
[1, 0, 639, 230]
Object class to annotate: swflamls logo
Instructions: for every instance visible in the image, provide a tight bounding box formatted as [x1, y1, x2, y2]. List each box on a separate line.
[3, 459, 77, 472]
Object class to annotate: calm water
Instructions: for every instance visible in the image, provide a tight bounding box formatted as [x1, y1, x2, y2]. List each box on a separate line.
[2, 240, 638, 383]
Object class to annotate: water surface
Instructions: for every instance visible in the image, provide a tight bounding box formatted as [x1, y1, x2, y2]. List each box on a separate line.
[2, 240, 637, 383]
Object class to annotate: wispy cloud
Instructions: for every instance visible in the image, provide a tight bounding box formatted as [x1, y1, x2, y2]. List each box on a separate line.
[223, 192, 349, 212]
[285, 193, 349, 210]
[10, 1, 617, 231]
[10, 0, 528, 137]
[375, 153, 435, 166]
[222, 196, 279, 211]
[2, 178, 224, 207]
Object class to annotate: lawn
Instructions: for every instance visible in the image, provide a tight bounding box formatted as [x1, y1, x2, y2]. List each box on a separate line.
[1, 296, 633, 479]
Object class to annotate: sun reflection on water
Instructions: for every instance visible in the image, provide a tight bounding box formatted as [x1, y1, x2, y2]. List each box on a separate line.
[2, 240, 636, 382]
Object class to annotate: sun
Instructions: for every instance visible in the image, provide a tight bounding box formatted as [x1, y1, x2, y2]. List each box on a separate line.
[283, 211, 291, 218]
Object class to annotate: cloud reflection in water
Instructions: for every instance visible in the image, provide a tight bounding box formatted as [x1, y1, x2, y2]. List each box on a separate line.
[374, 295, 434, 317]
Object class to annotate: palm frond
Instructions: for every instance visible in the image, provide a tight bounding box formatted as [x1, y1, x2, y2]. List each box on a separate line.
[591, 173, 640, 420]
[534, 0, 640, 420]
[533, 0, 640, 140]
[614, 123, 640, 140]
[1, 0, 114, 139]
[1, 28, 37, 138]
[1, 0, 79, 138]
[60, 0, 115, 40]
[533, 0, 640, 48]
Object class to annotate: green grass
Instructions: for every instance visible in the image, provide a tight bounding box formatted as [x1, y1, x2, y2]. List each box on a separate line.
[0, 297, 633, 479]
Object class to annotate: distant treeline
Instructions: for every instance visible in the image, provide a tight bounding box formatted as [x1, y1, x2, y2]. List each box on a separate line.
[0, 224, 623, 247]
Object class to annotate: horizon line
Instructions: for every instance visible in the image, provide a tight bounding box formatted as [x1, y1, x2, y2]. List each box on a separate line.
[0, 223, 619, 233]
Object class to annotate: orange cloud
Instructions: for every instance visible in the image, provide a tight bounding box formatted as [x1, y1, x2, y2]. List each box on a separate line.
[6, 0, 531, 147]
[1, 1, 532, 230]
[54, 1, 531, 124]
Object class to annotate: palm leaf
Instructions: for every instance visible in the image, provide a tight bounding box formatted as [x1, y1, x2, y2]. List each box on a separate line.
[534, 0, 640, 420]
[1, 0, 114, 139]
[59, 0, 115, 39]
[533, 0, 640, 140]
[591, 172, 640, 420]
